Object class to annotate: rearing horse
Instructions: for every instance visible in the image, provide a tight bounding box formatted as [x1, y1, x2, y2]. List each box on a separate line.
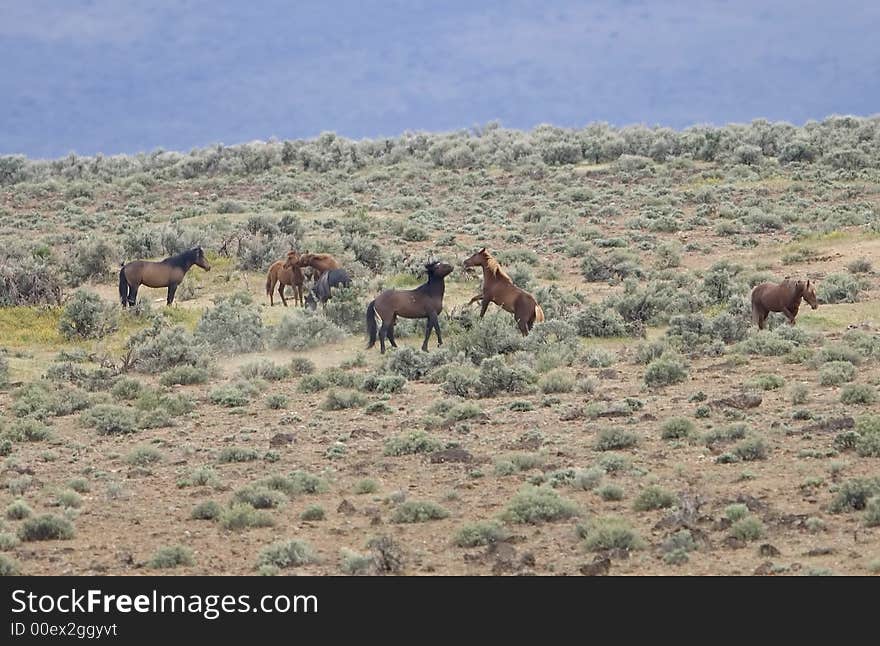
[750, 278, 818, 329]
[288, 253, 341, 281]
[463, 248, 544, 336]
[119, 247, 211, 307]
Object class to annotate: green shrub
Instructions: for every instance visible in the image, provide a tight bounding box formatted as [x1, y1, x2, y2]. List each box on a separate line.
[353, 479, 379, 494]
[595, 428, 638, 451]
[0, 554, 20, 576]
[730, 516, 764, 542]
[149, 545, 194, 569]
[265, 394, 288, 410]
[633, 486, 676, 511]
[0, 532, 20, 551]
[286, 470, 329, 495]
[6, 500, 32, 520]
[819, 361, 856, 386]
[580, 517, 645, 551]
[289, 357, 316, 375]
[840, 382, 875, 405]
[217, 447, 260, 463]
[660, 417, 695, 440]
[190, 501, 222, 520]
[239, 359, 290, 382]
[747, 374, 784, 390]
[300, 505, 325, 521]
[644, 355, 688, 387]
[538, 370, 575, 393]
[231, 486, 286, 509]
[5, 418, 52, 442]
[218, 504, 275, 530]
[855, 416, 880, 457]
[597, 484, 625, 501]
[56, 489, 83, 509]
[361, 373, 407, 394]
[339, 549, 373, 575]
[732, 438, 768, 461]
[126, 445, 163, 467]
[501, 486, 579, 524]
[195, 293, 266, 354]
[384, 431, 442, 456]
[830, 479, 880, 512]
[321, 389, 366, 410]
[271, 310, 345, 350]
[159, 365, 210, 386]
[210, 383, 251, 407]
[476, 355, 535, 397]
[258, 539, 317, 569]
[81, 404, 138, 435]
[18, 514, 74, 541]
[863, 497, 880, 527]
[392, 501, 449, 523]
[58, 289, 118, 340]
[128, 324, 205, 374]
[819, 272, 864, 304]
[453, 521, 509, 547]
[790, 384, 809, 404]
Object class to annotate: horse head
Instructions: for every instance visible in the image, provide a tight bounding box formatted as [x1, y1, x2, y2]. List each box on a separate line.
[426, 261, 454, 278]
[193, 247, 211, 271]
[463, 247, 489, 269]
[799, 279, 818, 310]
[283, 250, 301, 269]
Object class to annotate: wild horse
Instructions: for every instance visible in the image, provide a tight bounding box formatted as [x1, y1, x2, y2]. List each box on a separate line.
[463, 247, 544, 336]
[750, 278, 818, 330]
[365, 261, 453, 354]
[266, 251, 305, 307]
[119, 247, 211, 307]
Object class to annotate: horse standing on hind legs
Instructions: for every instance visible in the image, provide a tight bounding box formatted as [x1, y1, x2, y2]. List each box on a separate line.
[119, 247, 211, 307]
[266, 251, 305, 307]
[462, 248, 544, 336]
[365, 261, 453, 354]
[750, 278, 818, 330]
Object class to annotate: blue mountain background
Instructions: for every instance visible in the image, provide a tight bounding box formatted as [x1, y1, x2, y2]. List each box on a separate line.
[1, 0, 878, 158]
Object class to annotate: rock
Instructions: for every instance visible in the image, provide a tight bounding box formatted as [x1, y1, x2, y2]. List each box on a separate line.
[710, 392, 762, 409]
[759, 543, 780, 557]
[430, 447, 474, 464]
[337, 499, 357, 515]
[268, 433, 295, 448]
[579, 556, 612, 576]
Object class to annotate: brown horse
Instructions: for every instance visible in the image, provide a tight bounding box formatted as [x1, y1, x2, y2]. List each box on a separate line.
[288, 253, 341, 281]
[119, 247, 210, 307]
[366, 261, 453, 354]
[266, 251, 304, 306]
[750, 278, 818, 329]
[463, 248, 544, 336]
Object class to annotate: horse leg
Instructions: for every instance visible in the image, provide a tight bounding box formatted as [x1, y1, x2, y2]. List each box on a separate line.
[479, 299, 490, 318]
[421, 317, 434, 352]
[387, 315, 398, 348]
[468, 294, 482, 306]
[783, 308, 796, 325]
[279, 284, 288, 307]
[296, 285, 303, 307]
[128, 284, 139, 308]
[166, 283, 178, 306]
[516, 315, 529, 337]
[378, 322, 390, 354]
[432, 313, 443, 347]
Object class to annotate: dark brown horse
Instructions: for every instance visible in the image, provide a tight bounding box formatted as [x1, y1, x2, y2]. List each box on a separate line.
[266, 251, 304, 307]
[119, 247, 211, 307]
[366, 261, 453, 353]
[750, 278, 818, 329]
[288, 252, 341, 281]
[463, 248, 544, 336]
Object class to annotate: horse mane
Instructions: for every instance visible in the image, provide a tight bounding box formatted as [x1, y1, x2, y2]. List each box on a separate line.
[164, 248, 199, 268]
[484, 253, 512, 283]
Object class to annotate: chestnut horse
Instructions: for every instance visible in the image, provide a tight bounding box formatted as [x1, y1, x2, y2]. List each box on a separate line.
[266, 251, 304, 306]
[288, 252, 341, 281]
[463, 248, 544, 336]
[750, 278, 818, 329]
[366, 262, 453, 354]
[119, 247, 210, 307]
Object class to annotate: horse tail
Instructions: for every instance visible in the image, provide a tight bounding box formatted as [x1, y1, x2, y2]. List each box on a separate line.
[265, 267, 274, 296]
[118, 264, 129, 306]
[365, 300, 378, 349]
[535, 304, 545, 323]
